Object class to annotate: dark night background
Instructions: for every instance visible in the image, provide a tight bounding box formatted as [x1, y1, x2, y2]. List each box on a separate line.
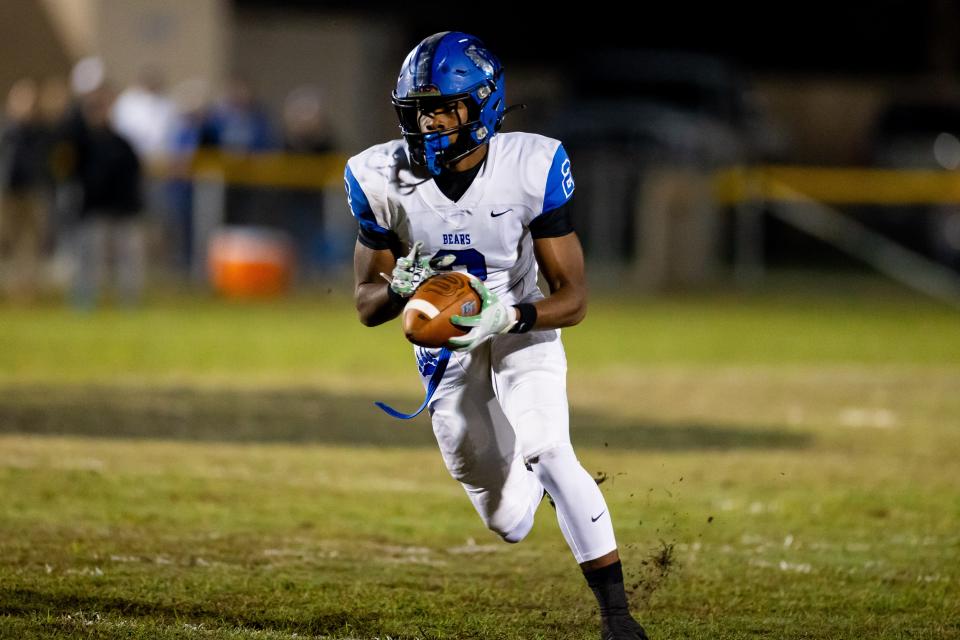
[236, 0, 957, 76]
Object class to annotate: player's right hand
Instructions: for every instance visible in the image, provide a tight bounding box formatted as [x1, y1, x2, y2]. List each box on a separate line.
[379, 241, 454, 298]
[448, 275, 516, 352]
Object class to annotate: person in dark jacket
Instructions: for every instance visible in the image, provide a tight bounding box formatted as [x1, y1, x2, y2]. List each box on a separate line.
[0, 78, 48, 302]
[69, 85, 145, 308]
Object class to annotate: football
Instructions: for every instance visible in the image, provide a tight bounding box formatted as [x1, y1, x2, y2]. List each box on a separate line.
[402, 272, 481, 348]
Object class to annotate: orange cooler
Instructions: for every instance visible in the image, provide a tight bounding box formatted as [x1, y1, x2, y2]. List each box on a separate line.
[208, 226, 294, 298]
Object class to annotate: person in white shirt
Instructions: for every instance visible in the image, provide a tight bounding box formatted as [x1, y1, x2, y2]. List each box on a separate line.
[111, 68, 176, 160]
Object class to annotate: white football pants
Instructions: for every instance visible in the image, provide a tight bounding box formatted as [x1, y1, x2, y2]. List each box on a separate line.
[417, 328, 617, 563]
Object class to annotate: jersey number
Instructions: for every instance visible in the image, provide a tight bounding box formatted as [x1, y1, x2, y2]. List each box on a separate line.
[432, 248, 488, 280]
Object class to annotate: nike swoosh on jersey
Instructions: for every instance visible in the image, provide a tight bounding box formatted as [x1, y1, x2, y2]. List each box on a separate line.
[591, 510, 606, 523]
[490, 208, 513, 217]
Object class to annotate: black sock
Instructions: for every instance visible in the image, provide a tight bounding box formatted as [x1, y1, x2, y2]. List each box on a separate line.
[584, 560, 630, 618]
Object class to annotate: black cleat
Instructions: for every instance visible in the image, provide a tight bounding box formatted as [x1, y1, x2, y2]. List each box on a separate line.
[601, 614, 649, 640]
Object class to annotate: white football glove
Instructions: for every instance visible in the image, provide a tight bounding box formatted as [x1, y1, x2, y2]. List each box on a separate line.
[448, 276, 517, 352]
[380, 241, 455, 298]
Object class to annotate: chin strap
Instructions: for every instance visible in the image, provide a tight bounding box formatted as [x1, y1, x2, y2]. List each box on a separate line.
[502, 103, 527, 119]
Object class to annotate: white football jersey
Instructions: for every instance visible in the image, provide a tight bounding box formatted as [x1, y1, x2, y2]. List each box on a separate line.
[345, 132, 575, 306]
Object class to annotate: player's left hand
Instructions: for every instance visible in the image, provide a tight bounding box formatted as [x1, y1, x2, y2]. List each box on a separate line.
[448, 276, 517, 352]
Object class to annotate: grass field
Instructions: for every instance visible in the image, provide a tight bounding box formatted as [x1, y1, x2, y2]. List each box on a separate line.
[1, 278, 958, 639]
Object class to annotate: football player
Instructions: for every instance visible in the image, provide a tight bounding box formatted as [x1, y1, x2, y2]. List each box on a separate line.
[345, 31, 649, 640]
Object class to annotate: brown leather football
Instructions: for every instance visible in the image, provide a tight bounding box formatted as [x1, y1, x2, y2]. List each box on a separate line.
[402, 272, 482, 348]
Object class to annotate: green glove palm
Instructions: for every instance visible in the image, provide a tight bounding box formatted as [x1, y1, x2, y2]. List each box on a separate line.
[448, 276, 517, 352]
[380, 241, 455, 297]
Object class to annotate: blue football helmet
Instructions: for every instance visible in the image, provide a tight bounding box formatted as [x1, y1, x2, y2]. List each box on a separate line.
[393, 31, 505, 175]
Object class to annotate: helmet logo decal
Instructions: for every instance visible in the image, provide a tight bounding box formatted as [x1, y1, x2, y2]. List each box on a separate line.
[465, 44, 494, 76]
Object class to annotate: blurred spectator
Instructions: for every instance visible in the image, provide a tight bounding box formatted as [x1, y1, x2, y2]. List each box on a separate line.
[39, 76, 80, 284]
[166, 77, 215, 274]
[0, 78, 48, 302]
[39, 76, 73, 183]
[111, 68, 177, 285]
[206, 76, 276, 231]
[70, 56, 106, 98]
[111, 67, 176, 159]
[206, 76, 274, 153]
[282, 85, 333, 154]
[281, 85, 335, 277]
[69, 85, 145, 309]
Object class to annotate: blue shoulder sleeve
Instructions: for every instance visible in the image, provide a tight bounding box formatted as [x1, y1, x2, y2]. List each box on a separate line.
[542, 144, 576, 213]
[344, 164, 389, 235]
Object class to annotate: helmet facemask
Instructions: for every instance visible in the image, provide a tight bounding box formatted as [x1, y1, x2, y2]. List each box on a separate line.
[393, 77, 502, 175]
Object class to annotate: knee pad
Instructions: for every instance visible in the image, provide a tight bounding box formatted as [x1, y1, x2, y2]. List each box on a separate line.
[498, 506, 534, 543]
[459, 456, 544, 544]
[469, 487, 535, 543]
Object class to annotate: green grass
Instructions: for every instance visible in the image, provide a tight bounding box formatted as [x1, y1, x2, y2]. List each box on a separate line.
[1, 277, 958, 385]
[1, 279, 958, 638]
